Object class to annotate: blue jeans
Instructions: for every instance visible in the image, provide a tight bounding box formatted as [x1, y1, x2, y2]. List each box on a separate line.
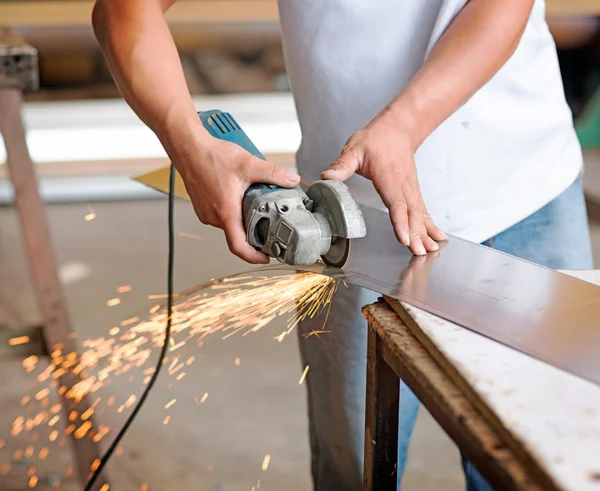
[297, 175, 593, 490]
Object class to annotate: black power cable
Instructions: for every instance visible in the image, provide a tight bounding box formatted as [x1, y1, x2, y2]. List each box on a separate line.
[84, 164, 176, 490]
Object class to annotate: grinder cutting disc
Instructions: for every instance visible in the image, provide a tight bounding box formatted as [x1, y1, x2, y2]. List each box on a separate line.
[321, 236, 351, 268]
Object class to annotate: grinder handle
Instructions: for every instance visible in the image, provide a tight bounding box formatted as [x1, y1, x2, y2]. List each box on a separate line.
[200, 110, 265, 160]
[199, 110, 280, 197]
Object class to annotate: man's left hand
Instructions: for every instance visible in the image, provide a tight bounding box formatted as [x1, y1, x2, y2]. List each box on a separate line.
[321, 110, 446, 256]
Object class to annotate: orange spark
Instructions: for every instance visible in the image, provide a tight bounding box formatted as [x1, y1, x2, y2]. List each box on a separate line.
[107, 298, 121, 307]
[75, 421, 93, 439]
[28, 475, 38, 488]
[9, 336, 30, 346]
[235, 358, 241, 366]
[261, 454, 271, 471]
[35, 389, 49, 401]
[302, 329, 331, 339]
[299, 365, 310, 385]
[117, 285, 133, 293]
[178, 231, 203, 241]
[84, 206, 96, 221]
[165, 399, 176, 409]
[121, 316, 140, 326]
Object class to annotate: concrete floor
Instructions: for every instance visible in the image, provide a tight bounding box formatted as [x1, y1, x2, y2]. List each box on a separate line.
[0, 197, 599, 491]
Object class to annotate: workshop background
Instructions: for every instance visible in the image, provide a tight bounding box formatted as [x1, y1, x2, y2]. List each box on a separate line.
[1, 2, 600, 490]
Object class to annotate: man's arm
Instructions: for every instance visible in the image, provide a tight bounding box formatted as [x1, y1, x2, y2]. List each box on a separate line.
[323, 0, 536, 256]
[92, 0, 300, 264]
[92, 0, 200, 152]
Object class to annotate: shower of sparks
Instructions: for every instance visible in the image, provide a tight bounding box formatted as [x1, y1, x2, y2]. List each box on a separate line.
[1, 271, 336, 488]
[298, 365, 309, 385]
[261, 454, 271, 471]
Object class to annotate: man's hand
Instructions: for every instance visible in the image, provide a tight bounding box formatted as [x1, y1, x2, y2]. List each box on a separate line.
[174, 133, 301, 264]
[322, 111, 446, 256]
[322, 0, 534, 256]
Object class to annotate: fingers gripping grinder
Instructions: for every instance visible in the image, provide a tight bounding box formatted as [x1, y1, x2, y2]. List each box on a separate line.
[201, 110, 366, 267]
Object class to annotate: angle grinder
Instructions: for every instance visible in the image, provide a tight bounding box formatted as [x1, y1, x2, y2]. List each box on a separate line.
[200, 110, 366, 267]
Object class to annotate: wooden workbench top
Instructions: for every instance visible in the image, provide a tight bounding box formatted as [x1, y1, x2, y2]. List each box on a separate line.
[387, 269, 600, 491]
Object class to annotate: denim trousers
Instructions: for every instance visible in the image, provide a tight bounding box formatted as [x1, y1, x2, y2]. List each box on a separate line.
[297, 175, 593, 490]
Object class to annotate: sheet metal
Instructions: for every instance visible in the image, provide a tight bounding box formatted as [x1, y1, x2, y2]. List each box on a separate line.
[303, 205, 600, 386]
[134, 168, 600, 386]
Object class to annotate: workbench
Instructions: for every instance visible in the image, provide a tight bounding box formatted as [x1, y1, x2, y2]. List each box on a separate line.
[362, 269, 600, 491]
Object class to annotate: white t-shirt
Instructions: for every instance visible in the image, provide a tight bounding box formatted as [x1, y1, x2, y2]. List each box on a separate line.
[278, 0, 583, 243]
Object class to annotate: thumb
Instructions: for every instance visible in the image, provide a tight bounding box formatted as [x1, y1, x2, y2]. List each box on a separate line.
[322, 148, 360, 181]
[244, 158, 301, 188]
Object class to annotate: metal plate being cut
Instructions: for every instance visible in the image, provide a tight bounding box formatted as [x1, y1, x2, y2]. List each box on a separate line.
[293, 205, 600, 387]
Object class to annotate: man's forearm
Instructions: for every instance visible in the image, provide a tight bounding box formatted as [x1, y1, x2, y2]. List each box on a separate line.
[92, 0, 208, 158]
[387, 0, 535, 150]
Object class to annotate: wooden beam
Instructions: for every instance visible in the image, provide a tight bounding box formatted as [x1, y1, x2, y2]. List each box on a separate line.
[0, 1, 279, 28]
[546, 0, 600, 15]
[364, 327, 400, 491]
[0, 0, 598, 29]
[0, 89, 107, 490]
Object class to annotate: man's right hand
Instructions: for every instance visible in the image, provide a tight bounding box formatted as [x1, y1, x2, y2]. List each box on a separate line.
[174, 133, 301, 264]
[92, 0, 301, 263]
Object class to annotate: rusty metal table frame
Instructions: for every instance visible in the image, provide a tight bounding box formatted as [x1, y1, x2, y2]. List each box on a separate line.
[362, 299, 557, 491]
[1, 27, 107, 490]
